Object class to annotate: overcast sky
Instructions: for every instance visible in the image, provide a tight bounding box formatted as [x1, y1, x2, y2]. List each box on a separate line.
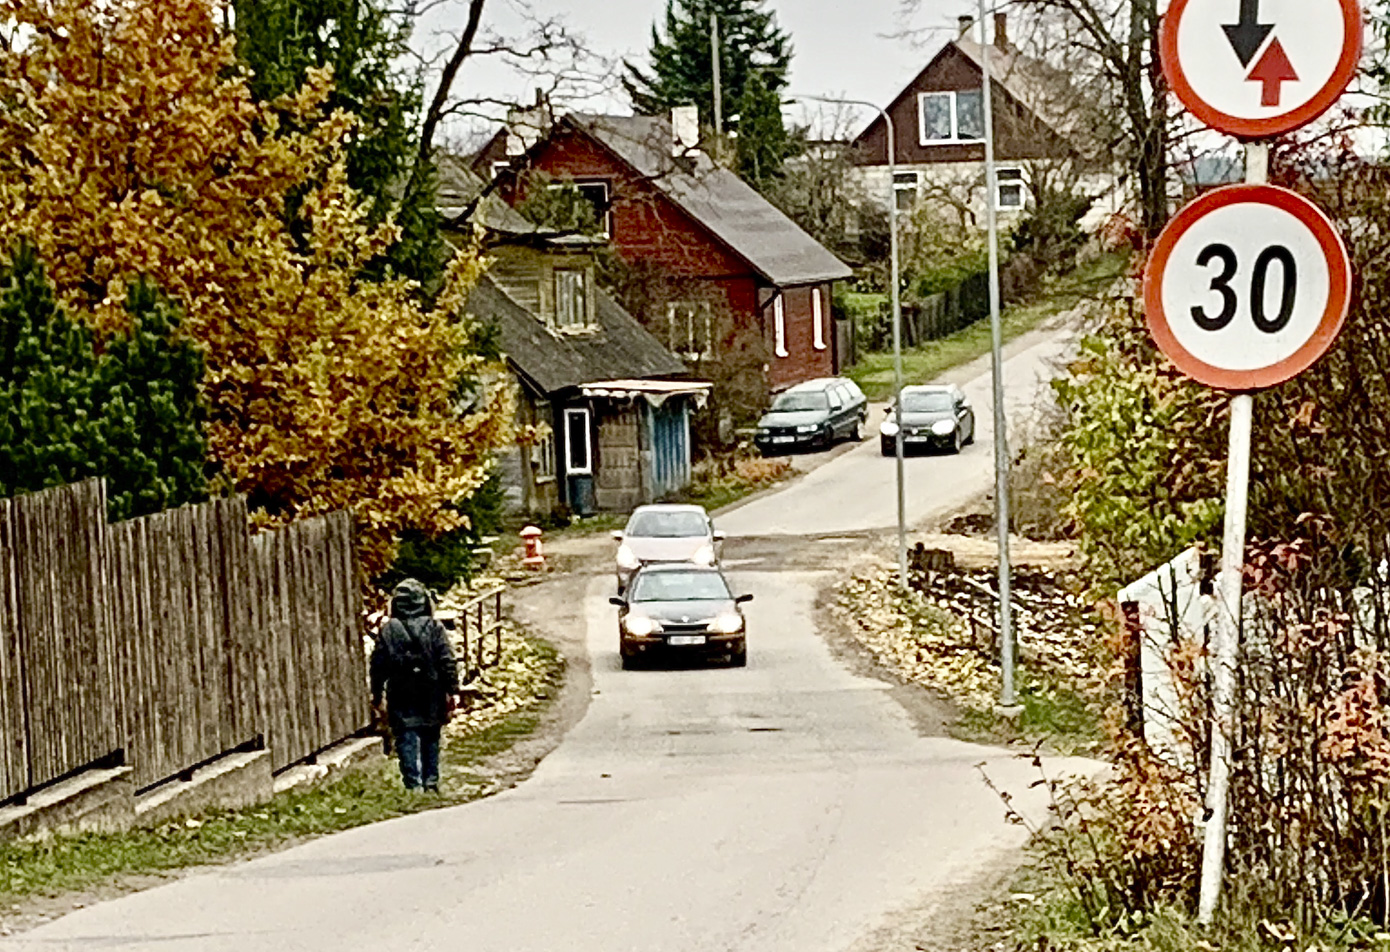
[421, 0, 977, 144]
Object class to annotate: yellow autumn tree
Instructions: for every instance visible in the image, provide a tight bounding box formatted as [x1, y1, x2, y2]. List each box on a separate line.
[0, 0, 512, 573]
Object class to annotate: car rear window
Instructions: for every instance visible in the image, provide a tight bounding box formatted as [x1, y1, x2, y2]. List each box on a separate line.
[630, 572, 731, 602]
[771, 391, 829, 412]
[626, 510, 708, 538]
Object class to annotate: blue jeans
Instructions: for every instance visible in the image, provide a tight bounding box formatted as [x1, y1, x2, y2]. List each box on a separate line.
[394, 726, 441, 790]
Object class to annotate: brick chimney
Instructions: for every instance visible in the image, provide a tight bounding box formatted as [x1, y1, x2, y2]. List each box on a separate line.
[994, 12, 1009, 51]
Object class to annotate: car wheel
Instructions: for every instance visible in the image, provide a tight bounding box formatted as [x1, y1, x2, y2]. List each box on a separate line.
[964, 419, 975, 445]
[880, 438, 894, 457]
[620, 642, 638, 670]
[950, 428, 963, 455]
[730, 643, 747, 667]
[849, 419, 861, 442]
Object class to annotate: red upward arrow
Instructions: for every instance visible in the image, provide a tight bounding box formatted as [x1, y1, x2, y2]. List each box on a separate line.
[1248, 38, 1299, 107]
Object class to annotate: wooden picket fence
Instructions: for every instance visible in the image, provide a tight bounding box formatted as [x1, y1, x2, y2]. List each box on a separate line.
[0, 480, 370, 803]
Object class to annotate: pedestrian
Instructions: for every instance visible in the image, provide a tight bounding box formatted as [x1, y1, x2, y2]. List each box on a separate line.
[370, 579, 459, 792]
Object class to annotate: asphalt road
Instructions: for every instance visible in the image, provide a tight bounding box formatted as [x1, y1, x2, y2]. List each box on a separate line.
[718, 327, 1071, 538]
[6, 323, 1087, 951]
[6, 572, 1087, 952]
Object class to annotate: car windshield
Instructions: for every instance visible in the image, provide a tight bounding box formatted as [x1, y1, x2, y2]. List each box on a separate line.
[626, 510, 708, 538]
[630, 572, 731, 602]
[901, 392, 954, 413]
[771, 392, 829, 413]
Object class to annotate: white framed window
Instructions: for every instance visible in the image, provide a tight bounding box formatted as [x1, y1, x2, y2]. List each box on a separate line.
[490, 160, 511, 180]
[812, 287, 827, 351]
[548, 180, 611, 236]
[773, 295, 788, 358]
[996, 166, 1026, 210]
[564, 408, 592, 475]
[667, 301, 713, 360]
[531, 401, 556, 483]
[893, 171, 919, 211]
[554, 270, 591, 330]
[919, 90, 984, 145]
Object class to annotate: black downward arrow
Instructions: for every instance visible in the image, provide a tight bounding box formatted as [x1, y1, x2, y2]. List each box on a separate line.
[1223, 0, 1274, 68]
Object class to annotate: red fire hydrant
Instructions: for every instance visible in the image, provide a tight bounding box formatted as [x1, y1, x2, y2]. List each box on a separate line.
[520, 526, 545, 571]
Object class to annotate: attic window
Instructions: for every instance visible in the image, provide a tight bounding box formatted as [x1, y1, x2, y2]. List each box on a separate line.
[668, 301, 713, 361]
[996, 166, 1026, 210]
[554, 270, 592, 330]
[919, 90, 984, 144]
[548, 180, 612, 236]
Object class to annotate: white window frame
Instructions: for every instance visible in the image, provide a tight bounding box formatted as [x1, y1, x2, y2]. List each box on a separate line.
[773, 295, 788, 358]
[892, 170, 919, 212]
[530, 401, 556, 483]
[918, 90, 985, 146]
[667, 301, 713, 361]
[995, 166, 1026, 211]
[490, 160, 511, 180]
[812, 287, 827, 351]
[564, 408, 592, 476]
[547, 180, 612, 236]
[554, 269, 591, 330]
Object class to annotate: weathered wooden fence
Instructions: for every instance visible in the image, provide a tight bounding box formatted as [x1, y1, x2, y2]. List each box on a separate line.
[0, 480, 370, 802]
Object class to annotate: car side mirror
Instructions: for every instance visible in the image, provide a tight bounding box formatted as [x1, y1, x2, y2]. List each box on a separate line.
[713, 530, 726, 542]
[735, 594, 754, 604]
[610, 530, 624, 542]
[831, 402, 843, 411]
[609, 596, 626, 607]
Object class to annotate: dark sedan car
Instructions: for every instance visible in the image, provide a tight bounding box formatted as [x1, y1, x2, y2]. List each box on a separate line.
[610, 565, 752, 669]
[879, 385, 975, 455]
[754, 378, 868, 454]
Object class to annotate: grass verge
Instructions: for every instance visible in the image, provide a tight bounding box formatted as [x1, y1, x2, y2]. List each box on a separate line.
[0, 633, 563, 916]
[848, 252, 1130, 401]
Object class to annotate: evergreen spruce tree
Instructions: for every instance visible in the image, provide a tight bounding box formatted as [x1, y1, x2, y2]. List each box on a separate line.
[623, 0, 794, 188]
[0, 244, 208, 519]
[233, 0, 448, 290]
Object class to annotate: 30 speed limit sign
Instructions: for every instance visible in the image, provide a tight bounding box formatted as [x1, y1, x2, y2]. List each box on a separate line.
[1143, 184, 1351, 390]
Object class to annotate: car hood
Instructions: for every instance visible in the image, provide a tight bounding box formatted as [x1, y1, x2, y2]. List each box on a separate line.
[624, 536, 710, 563]
[630, 599, 737, 624]
[757, 410, 827, 428]
[891, 409, 955, 427]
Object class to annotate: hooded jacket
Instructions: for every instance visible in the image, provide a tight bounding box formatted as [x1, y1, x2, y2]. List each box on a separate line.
[370, 579, 460, 730]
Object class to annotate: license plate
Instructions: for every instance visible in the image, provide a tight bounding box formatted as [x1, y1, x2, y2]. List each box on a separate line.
[667, 635, 707, 646]
[773, 436, 796, 444]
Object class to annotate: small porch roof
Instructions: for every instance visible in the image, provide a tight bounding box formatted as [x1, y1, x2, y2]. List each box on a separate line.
[580, 379, 712, 409]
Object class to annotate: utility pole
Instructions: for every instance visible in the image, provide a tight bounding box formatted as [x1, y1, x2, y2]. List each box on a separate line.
[977, 2, 1018, 712]
[711, 12, 724, 140]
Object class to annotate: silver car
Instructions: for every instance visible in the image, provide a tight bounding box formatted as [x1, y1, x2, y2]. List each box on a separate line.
[612, 504, 724, 592]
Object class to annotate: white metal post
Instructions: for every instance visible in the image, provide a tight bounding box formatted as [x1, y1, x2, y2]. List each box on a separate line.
[1196, 141, 1266, 926]
[977, 3, 1017, 708]
[791, 94, 908, 590]
[710, 12, 723, 140]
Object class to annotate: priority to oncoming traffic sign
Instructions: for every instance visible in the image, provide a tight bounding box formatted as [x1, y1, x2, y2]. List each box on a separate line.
[1161, 0, 1363, 138]
[1143, 184, 1352, 391]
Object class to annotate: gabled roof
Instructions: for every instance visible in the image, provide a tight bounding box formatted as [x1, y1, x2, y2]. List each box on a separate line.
[436, 154, 537, 236]
[562, 113, 852, 288]
[466, 275, 686, 397]
[852, 39, 1090, 154]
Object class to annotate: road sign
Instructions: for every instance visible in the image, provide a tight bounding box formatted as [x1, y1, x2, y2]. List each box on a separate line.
[1161, 0, 1363, 138]
[1144, 184, 1351, 390]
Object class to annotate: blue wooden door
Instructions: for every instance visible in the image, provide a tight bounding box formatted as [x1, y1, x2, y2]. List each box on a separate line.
[649, 401, 690, 499]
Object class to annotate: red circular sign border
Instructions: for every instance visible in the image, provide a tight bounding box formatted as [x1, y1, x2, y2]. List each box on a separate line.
[1160, 0, 1363, 140]
[1143, 184, 1352, 392]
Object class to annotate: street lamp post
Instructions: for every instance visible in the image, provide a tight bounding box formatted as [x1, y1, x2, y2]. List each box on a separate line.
[975, 3, 1019, 713]
[794, 94, 908, 591]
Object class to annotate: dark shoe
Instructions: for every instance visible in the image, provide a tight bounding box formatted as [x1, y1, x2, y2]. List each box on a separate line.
[423, 783, 439, 793]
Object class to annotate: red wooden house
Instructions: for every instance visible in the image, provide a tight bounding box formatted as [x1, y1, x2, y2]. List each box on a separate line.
[477, 111, 853, 393]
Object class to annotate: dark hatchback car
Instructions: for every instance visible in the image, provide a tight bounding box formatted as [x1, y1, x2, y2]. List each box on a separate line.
[610, 565, 753, 669]
[754, 378, 868, 454]
[879, 384, 975, 455]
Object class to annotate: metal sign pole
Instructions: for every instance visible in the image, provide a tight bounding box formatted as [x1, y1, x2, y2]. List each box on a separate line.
[977, 1, 1017, 709]
[1196, 141, 1266, 927]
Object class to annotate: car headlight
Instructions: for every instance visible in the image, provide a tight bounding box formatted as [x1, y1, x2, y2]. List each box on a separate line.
[880, 421, 900, 437]
[692, 543, 716, 566]
[932, 419, 955, 436]
[796, 424, 818, 434]
[616, 544, 640, 571]
[623, 614, 660, 636]
[710, 612, 745, 634]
